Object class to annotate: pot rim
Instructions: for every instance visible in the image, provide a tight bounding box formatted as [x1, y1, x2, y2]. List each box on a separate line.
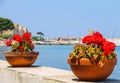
[68, 57, 117, 66]
[4, 51, 39, 57]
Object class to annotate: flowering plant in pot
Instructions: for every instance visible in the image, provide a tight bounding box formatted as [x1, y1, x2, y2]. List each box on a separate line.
[4, 32, 39, 67]
[68, 31, 117, 81]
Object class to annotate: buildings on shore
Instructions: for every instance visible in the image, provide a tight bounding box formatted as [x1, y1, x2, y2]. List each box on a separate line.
[0, 23, 28, 46]
[34, 37, 82, 45]
[3, 23, 28, 35]
[12, 23, 28, 35]
[34, 37, 120, 46]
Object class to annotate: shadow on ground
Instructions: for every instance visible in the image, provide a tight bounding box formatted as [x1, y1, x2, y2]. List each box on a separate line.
[72, 78, 120, 83]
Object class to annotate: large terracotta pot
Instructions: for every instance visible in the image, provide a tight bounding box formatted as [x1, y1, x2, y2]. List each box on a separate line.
[68, 57, 117, 81]
[4, 51, 39, 67]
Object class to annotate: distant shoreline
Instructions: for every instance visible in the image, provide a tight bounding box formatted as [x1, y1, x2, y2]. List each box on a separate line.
[1, 38, 120, 46]
[33, 38, 120, 46]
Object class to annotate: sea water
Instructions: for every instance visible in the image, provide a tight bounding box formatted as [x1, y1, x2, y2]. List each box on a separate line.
[34, 45, 73, 70]
[0, 45, 120, 80]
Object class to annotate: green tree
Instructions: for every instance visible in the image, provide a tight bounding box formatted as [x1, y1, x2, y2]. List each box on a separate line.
[36, 32, 44, 41]
[32, 36, 39, 41]
[0, 17, 15, 34]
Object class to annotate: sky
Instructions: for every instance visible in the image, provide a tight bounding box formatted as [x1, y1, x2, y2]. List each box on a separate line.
[0, 0, 120, 38]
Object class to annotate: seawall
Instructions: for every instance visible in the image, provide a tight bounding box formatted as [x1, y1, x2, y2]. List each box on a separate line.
[0, 60, 119, 83]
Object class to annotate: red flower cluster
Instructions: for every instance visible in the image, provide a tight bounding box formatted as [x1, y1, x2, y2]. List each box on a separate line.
[6, 32, 34, 52]
[12, 34, 22, 43]
[23, 32, 31, 41]
[6, 39, 12, 46]
[82, 31, 116, 56]
[102, 41, 116, 56]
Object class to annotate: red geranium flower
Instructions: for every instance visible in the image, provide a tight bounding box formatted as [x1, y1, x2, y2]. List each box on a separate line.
[23, 32, 31, 41]
[102, 41, 116, 56]
[12, 34, 22, 43]
[19, 46, 24, 52]
[5, 32, 35, 52]
[82, 31, 105, 45]
[92, 33, 103, 44]
[82, 35, 93, 45]
[6, 39, 12, 46]
[82, 31, 116, 58]
[93, 31, 103, 38]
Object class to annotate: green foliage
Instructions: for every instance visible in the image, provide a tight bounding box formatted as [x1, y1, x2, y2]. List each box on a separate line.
[11, 41, 20, 52]
[69, 44, 117, 65]
[11, 41, 33, 52]
[57, 37, 61, 41]
[37, 32, 44, 36]
[32, 36, 39, 41]
[0, 17, 15, 33]
[36, 32, 44, 41]
[0, 34, 12, 39]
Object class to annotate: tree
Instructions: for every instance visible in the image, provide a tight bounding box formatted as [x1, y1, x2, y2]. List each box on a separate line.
[0, 17, 15, 34]
[36, 32, 44, 41]
[32, 36, 39, 41]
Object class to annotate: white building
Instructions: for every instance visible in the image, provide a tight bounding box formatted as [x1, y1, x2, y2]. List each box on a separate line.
[3, 23, 28, 35]
[12, 23, 28, 35]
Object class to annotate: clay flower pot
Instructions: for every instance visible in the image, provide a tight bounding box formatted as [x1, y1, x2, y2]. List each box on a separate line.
[4, 32, 39, 67]
[67, 31, 118, 81]
[4, 51, 39, 67]
[68, 57, 117, 81]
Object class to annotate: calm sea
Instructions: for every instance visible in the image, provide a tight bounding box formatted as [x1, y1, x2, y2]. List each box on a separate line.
[0, 45, 120, 80]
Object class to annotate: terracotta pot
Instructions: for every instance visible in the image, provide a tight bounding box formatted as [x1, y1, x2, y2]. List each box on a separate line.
[68, 57, 117, 81]
[4, 51, 39, 67]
